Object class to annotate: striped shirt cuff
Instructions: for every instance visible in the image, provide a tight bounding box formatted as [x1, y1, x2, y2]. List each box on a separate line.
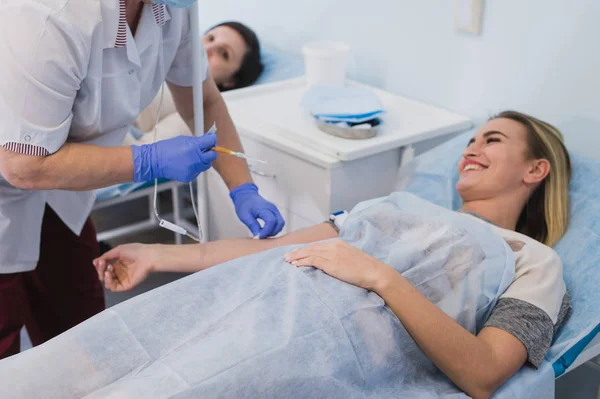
[2, 142, 49, 156]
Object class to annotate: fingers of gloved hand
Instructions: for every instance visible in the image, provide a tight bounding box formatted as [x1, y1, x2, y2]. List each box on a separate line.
[196, 132, 218, 150]
[273, 210, 285, 236]
[148, 134, 216, 182]
[239, 211, 261, 237]
[172, 151, 217, 183]
[256, 209, 279, 239]
[248, 222, 261, 237]
[191, 133, 217, 161]
[200, 149, 217, 165]
[262, 204, 285, 237]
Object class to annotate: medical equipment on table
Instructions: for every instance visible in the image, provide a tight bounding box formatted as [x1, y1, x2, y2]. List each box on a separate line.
[302, 41, 351, 87]
[315, 118, 380, 140]
[301, 85, 385, 139]
[301, 85, 385, 120]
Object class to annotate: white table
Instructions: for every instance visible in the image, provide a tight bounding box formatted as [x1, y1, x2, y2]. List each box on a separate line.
[204, 77, 473, 240]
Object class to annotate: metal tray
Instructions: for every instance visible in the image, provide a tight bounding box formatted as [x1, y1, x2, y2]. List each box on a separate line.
[315, 120, 379, 140]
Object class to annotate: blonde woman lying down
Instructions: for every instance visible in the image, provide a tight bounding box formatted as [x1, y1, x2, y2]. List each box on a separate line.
[96, 111, 571, 398]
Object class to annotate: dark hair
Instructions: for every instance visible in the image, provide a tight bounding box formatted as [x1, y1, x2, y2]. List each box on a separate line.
[208, 21, 264, 91]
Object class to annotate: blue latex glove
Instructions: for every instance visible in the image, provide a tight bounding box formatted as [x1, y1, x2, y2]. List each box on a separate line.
[230, 183, 285, 238]
[132, 134, 217, 183]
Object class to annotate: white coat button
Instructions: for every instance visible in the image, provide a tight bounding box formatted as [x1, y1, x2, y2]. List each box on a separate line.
[128, 69, 135, 75]
[24, 135, 31, 142]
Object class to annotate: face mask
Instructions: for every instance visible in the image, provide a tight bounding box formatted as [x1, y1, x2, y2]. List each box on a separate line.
[153, 0, 197, 8]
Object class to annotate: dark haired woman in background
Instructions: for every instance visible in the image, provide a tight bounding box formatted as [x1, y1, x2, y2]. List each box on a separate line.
[204, 21, 264, 91]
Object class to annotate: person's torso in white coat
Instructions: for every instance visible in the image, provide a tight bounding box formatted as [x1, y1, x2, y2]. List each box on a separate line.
[0, 0, 208, 272]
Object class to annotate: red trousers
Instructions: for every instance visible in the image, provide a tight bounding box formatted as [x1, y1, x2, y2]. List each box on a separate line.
[0, 206, 105, 359]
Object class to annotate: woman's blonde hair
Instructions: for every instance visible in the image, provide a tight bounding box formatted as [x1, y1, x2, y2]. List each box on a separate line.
[492, 111, 572, 247]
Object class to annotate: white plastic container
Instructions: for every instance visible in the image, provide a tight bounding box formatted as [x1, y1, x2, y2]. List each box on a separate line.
[302, 41, 351, 87]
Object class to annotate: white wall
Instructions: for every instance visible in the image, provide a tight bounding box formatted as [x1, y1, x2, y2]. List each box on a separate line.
[199, 0, 600, 158]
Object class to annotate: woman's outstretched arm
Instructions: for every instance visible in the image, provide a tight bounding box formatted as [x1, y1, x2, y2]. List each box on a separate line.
[93, 223, 338, 292]
[155, 223, 338, 273]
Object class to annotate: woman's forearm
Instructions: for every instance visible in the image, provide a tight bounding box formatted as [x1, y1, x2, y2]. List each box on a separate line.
[152, 238, 278, 273]
[0, 143, 133, 190]
[153, 223, 338, 273]
[374, 270, 521, 399]
[202, 91, 252, 190]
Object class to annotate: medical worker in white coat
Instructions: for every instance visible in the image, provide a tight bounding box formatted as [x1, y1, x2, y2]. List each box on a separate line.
[0, 0, 284, 359]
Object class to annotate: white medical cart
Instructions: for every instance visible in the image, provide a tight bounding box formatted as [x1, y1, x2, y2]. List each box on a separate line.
[203, 77, 473, 241]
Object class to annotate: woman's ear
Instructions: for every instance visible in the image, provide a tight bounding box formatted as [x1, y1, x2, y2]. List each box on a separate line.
[524, 158, 550, 185]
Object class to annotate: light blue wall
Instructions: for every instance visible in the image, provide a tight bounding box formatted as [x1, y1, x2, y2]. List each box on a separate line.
[199, 0, 600, 159]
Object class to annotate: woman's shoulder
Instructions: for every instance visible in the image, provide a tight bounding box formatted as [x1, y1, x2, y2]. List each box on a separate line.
[457, 212, 560, 263]
[511, 230, 560, 267]
[484, 226, 571, 368]
[495, 224, 568, 320]
[488, 224, 560, 264]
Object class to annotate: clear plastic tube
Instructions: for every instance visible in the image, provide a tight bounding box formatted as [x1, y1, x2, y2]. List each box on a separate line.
[151, 25, 201, 242]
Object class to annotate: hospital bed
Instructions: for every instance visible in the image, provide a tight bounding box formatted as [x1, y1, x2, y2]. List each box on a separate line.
[93, 44, 305, 243]
[82, 17, 600, 394]
[394, 130, 600, 397]
[2, 126, 598, 398]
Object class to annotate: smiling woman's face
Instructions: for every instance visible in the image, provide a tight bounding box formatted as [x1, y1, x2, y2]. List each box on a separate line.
[456, 118, 540, 202]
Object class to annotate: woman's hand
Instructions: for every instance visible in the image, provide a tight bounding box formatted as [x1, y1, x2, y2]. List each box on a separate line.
[93, 244, 160, 292]
[284, 239, 392, 291]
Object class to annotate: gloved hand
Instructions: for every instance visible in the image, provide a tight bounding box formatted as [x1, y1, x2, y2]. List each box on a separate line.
[131, 133, 217, 183]
[230, 183, 285, 238]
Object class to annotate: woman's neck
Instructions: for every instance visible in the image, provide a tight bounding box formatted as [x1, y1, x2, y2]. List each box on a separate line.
[460, 192, 527, 231]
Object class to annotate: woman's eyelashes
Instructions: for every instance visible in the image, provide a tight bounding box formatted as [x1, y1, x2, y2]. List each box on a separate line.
[466, 136, 502, 148]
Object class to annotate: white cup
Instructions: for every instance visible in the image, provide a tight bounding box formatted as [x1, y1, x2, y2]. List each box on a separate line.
[302, 41, 351, 87]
